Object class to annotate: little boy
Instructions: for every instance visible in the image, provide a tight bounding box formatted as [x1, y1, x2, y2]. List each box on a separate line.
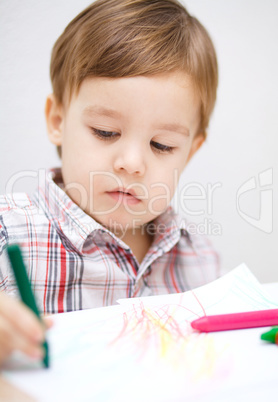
[0, 0, 219, 364]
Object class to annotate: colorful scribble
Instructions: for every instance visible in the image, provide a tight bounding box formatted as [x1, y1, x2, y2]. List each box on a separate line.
[109, 299, 230, 382]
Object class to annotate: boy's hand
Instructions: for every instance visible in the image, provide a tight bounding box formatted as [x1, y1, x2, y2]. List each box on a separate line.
[0, 292, 52, 365]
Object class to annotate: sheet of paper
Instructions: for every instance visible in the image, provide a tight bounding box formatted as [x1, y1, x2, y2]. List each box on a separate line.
[118, 263, 278, 313]
[3, 264, 278, 402]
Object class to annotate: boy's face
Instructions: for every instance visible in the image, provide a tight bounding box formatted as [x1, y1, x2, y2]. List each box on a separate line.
[46, 71, 203, 234]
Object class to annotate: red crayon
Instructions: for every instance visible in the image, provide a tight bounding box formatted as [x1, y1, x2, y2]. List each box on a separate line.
[191, 309, 278, 332]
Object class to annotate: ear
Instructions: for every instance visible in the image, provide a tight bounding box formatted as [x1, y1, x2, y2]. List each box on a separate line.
[45, 94, 64, 146]
[186, 134, 205, 164]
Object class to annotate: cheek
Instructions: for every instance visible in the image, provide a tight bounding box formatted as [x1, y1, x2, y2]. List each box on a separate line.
[147, 167, 180, 214]
[61, 164, 91, 211]
[61, 129, 108, 177]
[150, 160, 183, 193]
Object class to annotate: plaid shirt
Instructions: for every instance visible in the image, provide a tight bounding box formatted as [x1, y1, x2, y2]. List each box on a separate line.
[0, 168, 219, 314]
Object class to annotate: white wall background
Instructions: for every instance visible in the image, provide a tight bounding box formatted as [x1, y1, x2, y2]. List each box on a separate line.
[0, 0, 277, 282]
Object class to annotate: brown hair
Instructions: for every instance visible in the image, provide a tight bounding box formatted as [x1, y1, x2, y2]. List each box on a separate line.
[50, 0, 218, 155]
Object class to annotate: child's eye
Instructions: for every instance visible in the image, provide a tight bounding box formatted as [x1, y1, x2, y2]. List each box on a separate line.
[91, 128, 119, 140]
[151, 140, 174, 154]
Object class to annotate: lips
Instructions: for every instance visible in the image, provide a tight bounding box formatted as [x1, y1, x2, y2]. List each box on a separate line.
[107, 187, 141, 205]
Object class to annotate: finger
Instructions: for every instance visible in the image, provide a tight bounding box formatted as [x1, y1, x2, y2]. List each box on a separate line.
[0, 293, 44, 342]
[14, 333, 45, 360]
[0, 347, 10, 365]
[0, 316, 14, 356]
[0, 315, 44, 362]
[43, 315, 54, 330]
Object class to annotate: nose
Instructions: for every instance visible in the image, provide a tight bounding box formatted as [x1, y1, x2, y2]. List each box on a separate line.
[113, 141, 146, 176]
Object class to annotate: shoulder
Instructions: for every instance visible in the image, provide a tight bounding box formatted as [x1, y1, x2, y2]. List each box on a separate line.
[0, 193, 38, 285]
[172, 212, 221, 280]
[0, 192, 35, 211]
[177, 215, 219, 257]
[0, 192, 43, 252]
[158, 208, 220, 264]
[0, 192, 38, 228]
[169, 210, 217, 250]
[182, 229, 220, 265]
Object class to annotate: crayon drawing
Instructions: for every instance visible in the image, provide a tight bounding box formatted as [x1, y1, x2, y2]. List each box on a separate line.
[109, 300, 231, 382]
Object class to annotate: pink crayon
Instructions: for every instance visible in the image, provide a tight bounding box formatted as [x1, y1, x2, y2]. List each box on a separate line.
[191, 309, 278, 332]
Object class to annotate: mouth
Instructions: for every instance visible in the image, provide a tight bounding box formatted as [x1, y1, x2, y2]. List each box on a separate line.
[107, 188, 141, 205]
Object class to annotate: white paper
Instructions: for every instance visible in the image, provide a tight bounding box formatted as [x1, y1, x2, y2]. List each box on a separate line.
[3, 264, 278, 402]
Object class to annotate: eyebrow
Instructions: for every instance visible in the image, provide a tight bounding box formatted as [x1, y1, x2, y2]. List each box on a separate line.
[83, 105, 190, 136]
[82, 105, 122, 119]
[155, 123, 190, 137]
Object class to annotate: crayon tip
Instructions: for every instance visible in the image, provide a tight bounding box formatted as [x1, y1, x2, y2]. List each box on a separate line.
[43, 341, 50, 368]
[261, 327, 278, 344]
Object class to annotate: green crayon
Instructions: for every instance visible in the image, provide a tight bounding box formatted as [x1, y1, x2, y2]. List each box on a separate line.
[261, 327, 278, 345]
[7, 244, 49, 368]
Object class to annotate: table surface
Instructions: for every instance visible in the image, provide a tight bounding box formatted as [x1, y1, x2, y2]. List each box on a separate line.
[1, 282, 278, 401]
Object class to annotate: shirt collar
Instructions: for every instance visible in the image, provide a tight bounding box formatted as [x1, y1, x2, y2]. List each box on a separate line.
[146, 206, 190, 254]
[34, 168, 102, 252]
[33, 168, 191, 253]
